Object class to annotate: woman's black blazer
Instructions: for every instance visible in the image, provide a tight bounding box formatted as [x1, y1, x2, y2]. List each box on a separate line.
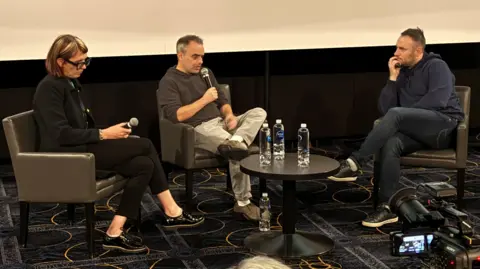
[32, 74, 100, 152]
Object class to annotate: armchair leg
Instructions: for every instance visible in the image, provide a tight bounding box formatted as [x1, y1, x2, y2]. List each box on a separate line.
[67, 204, 76, 224]
[136, 207, 142, 234]
[372, 161, 380, 210]
[186, 170, 194, 210]
[457, 168, 465, 209]
[226, 168, 232, 191]
[19, 201, 29, 247]
[84, 203, 95, 259]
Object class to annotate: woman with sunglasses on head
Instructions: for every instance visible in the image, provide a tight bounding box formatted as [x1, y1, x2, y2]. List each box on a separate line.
[32, 34, 204, 253]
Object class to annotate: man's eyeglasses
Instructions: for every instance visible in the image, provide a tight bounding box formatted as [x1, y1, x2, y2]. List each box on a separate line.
[64, 57, 91, 69]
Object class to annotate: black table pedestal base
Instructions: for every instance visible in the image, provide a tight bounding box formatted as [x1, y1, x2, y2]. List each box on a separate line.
[244, 230, 334, 258]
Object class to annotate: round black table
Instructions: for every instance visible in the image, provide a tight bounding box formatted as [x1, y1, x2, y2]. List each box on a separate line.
[240, 153, 340, 258]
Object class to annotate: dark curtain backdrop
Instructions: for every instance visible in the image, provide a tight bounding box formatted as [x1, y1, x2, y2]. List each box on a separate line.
[1, 43, 479, 161]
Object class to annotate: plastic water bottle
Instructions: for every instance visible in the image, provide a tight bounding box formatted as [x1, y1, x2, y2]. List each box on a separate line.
[259, 123, 271, 166]
[259, 193, 271, 231]
[298, 123, 310, 167]
[273, 119, 285, 160]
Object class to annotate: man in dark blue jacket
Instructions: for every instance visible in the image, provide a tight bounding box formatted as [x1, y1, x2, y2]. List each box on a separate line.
[328, 28, 464, 227]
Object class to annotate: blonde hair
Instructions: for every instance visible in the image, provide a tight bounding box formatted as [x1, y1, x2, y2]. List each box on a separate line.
[45, 34, 88, 77]
[235, 256, 291, 269]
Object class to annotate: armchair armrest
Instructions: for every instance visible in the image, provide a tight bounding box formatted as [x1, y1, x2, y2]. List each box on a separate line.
[159, 118, 195, 168]
[456, 117, 469, 167]
[14, 152, 97, 203]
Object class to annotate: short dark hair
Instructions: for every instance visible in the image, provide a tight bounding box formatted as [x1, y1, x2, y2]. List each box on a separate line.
[176, 35, 203, 53]
[401, 27, 426, 49]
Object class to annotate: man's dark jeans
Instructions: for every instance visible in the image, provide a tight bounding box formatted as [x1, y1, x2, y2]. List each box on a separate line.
[351, 107, 458, 203]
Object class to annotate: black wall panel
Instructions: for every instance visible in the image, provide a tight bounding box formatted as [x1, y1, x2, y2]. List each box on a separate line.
[0, 42, 479, 160]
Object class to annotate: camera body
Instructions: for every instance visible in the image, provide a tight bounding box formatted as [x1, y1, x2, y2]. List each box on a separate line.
[389, 183, 480, 269]
[391, 230, 480, 268]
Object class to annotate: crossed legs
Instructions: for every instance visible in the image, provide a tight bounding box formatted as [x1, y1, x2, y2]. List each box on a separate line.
[328, 107, 458, 227]
[194, 107, 267, 220]
[87, 137, 204, 252]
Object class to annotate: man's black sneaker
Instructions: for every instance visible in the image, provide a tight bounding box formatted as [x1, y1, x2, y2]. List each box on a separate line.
[362, 204, 399, 228]
[102, 231, 147, 253]
[328, 160, 360, 182]
[163, 212, 205, 230]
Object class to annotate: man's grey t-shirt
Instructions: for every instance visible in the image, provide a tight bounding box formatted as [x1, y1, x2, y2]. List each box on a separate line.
[157, 67, 228, 127]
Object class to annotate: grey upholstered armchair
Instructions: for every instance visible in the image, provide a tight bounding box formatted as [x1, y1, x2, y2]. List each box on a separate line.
[2, 110, 135, 259]
[373, 86, 471, 209]
[157, 84, 260, 208]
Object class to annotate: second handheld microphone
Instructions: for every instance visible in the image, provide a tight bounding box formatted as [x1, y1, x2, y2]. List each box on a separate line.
[124, 117, 139, 129]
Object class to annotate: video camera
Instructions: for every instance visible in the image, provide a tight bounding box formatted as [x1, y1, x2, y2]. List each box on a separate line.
[388, 182, 480, 269]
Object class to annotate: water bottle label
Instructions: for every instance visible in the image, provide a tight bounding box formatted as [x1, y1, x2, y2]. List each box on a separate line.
[276, 130, 284, 140]
[261, 210, 271, 220]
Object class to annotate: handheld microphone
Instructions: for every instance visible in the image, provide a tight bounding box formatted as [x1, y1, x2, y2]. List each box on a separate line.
[394, 63, 402, 68]
[124, 117, 139, 129]
[201, 67, 213, 88]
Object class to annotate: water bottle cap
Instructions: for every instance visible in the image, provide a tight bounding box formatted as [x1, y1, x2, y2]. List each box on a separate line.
[276, 119, 282, 124]
[301, 123, 307, 128]
[262, 192, 268, 197]
[262, 123, 268, 127]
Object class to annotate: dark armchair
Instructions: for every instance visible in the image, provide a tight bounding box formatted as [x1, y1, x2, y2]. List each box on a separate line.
[373, 86, 471, 208]
[157, 84, 260, 208]
[2, 110, 132, 258]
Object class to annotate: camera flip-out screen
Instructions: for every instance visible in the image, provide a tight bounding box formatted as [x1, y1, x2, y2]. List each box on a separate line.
[392, 233, 434, 256]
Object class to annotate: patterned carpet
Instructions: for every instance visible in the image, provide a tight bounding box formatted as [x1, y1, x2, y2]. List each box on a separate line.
[1, 141, 480, 269]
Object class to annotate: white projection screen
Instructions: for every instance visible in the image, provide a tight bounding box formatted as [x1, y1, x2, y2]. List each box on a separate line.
[0, 0, 479, 61]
